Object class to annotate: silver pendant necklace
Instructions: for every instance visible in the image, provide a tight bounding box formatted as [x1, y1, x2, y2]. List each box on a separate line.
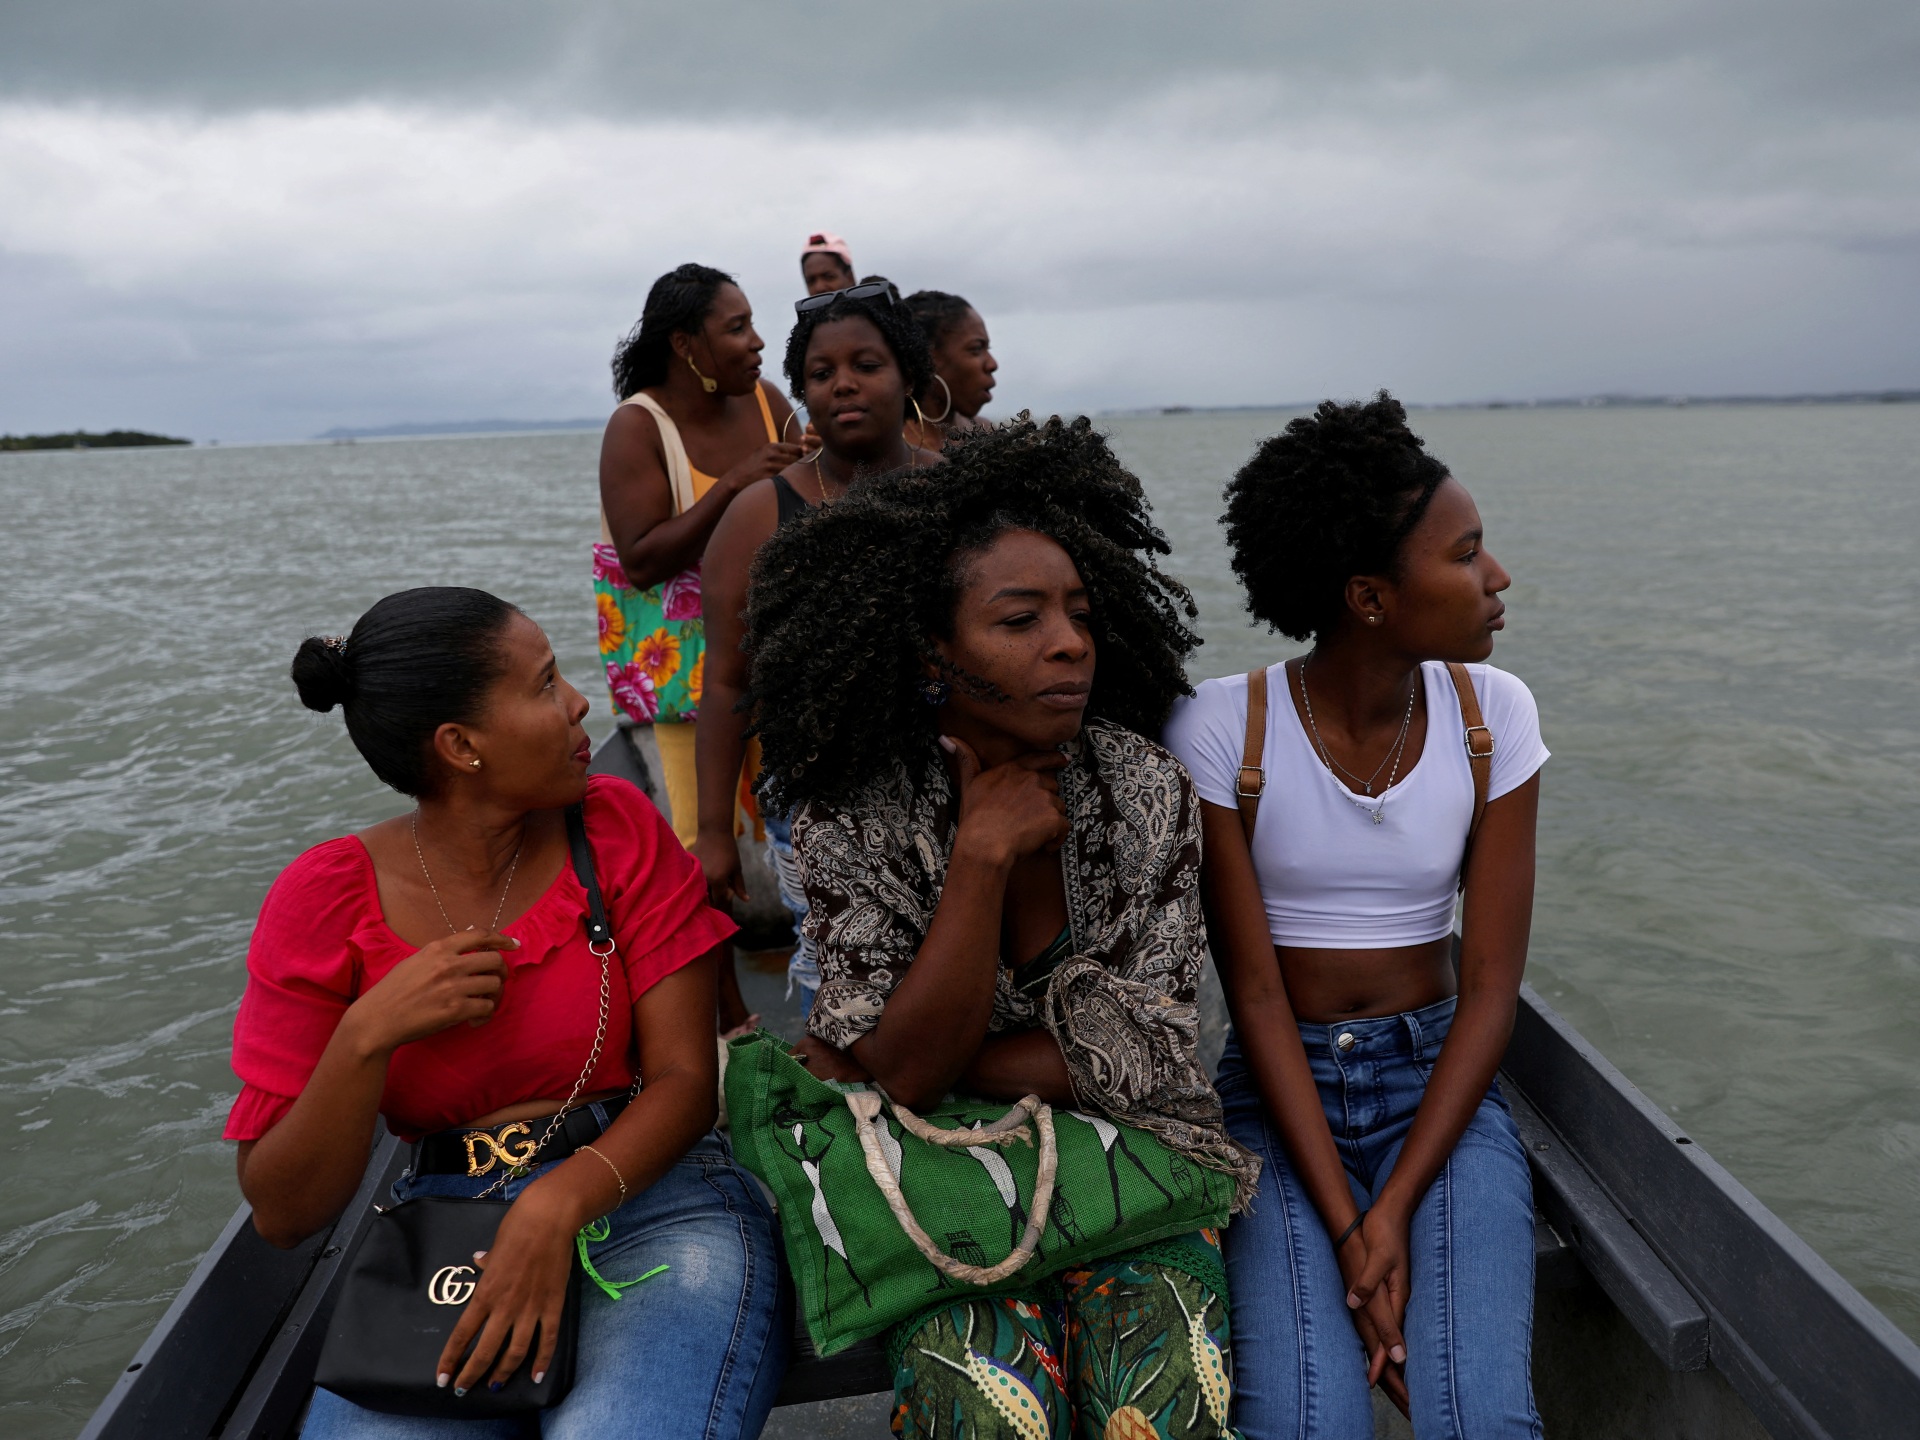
[411, 812, 525, 933]
[1296, 657, 1419, 824]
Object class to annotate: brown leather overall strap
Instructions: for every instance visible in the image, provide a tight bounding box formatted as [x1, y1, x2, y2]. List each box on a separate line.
[1446, 662, 1494, 880]
[1235, 667, 1270, 843]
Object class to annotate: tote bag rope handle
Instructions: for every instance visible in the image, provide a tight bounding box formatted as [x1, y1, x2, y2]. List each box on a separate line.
[882, 1091, 1043, 1148]
[846, 1090, 1059, 1286]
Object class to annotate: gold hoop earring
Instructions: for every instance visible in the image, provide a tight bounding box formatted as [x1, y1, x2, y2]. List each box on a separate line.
[686, 355, 717, 395]
[909, 395, 927, 429]
[921, 374, 953, 425]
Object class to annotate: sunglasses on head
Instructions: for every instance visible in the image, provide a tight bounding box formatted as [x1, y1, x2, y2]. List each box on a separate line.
[794, 280, 895, 316]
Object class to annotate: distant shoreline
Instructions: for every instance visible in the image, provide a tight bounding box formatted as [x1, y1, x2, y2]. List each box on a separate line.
[315, 417, 605, 441]
[0, 429, 189, 451]
[329, 390, 1920, 438]
[1109, 389, 1920, 418]
[4, 392, 1912, 455]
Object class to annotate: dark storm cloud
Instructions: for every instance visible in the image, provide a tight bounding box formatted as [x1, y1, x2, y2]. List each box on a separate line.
[5, 0, 1917, 123]
[2, 2, 1916, 439]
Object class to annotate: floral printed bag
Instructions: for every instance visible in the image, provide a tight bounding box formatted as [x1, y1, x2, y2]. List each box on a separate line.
[594, 545, 702, 723]
[595, 393, 704, 725]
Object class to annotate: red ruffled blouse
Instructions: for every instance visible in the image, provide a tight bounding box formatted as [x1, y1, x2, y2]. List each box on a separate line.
[224, 775, 735, 1143]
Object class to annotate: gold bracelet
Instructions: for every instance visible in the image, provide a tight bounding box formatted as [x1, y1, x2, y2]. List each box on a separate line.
[578, 1143, 627, 1208]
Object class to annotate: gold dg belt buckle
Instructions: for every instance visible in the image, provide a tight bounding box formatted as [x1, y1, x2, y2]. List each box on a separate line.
[463, 1120, 540, 1177]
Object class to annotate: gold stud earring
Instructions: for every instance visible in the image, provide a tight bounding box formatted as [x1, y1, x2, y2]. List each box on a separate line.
[470, 759, 481, 769]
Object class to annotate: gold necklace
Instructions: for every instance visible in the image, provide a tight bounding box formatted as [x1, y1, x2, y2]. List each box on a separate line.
[811, 439, 917, 501]
[411, 812, 524, 933]
[811, 449, 846, 502]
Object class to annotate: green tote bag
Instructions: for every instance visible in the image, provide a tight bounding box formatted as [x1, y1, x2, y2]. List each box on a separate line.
[724, 1030, 1234, 1355]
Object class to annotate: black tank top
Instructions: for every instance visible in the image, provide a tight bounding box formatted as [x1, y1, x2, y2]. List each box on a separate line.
[770, 474, 812, 530]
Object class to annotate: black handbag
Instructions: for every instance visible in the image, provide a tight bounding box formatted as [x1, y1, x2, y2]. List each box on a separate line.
[313, 802, 617, 1417]
[313, 1195, 582, 1416]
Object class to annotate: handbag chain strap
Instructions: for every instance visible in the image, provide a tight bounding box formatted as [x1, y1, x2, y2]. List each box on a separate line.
[475, 803, 617, 1200]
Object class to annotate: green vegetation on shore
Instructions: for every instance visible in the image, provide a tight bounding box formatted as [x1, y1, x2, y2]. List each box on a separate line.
[1, 430, 190, 451]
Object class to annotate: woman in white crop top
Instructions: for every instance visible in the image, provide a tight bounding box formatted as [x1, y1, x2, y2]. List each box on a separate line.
[1163, 393, 1548, 1439]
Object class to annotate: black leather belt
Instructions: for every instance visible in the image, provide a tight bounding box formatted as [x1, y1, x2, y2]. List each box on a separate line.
[412, 1094, 631, 1178]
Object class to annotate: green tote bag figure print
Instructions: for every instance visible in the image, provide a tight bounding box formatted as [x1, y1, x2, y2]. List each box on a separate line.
[724, 1031, 1234, 1355]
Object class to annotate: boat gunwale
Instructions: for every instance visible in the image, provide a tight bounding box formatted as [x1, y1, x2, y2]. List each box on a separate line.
[1504, 982, 1920, 1440]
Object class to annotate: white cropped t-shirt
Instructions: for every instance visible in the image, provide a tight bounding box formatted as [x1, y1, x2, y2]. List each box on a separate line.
[1163, 662, 1548, 948]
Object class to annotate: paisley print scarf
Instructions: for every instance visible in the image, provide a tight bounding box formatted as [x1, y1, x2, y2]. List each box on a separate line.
[794, 719, 1261, 1211]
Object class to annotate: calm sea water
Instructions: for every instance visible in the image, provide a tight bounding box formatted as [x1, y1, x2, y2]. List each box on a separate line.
[2, 406, 1916, 1434]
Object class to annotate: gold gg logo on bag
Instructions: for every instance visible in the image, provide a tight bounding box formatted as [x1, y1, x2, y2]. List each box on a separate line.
[427, 1264, 478, 1306]
[462, 1121, 539, 1177]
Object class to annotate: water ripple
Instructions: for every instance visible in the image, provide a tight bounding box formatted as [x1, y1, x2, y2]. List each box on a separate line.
[3, 413, 1918, 1435]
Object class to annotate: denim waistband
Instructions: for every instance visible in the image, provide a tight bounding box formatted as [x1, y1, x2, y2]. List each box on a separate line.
[1295, 994, 1457, 1060]
[397, 1125, 735, 1202]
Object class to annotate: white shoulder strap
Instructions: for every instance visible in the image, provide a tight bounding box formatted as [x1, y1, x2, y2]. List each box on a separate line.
[619, 392, 697, 517]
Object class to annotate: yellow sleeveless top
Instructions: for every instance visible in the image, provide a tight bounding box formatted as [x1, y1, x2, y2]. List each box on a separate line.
[686, 385, 781, 500]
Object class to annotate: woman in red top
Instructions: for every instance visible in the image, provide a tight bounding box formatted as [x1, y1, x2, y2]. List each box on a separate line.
[228, 586, 787, 1438]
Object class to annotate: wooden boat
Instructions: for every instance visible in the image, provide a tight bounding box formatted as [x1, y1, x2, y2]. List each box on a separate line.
[78, 738, 1920, 1439]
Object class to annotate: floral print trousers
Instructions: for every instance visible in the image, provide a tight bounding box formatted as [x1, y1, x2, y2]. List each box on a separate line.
[889, 1235, 1242, 1440]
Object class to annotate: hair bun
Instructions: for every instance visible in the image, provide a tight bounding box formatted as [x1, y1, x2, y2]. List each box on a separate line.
[290, 634, 355, 713]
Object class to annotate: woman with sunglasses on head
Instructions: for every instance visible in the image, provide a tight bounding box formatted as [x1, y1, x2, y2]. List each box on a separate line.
[744, 418, 1259, 1439]
[902, 290, 998, 451]
[692, 282, 939, 1010]
[233, 588, 787, 1439]
[1162, 394, 1548, 1438]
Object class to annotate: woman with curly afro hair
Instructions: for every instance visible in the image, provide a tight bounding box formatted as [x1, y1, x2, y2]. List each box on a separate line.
[1164, 393, 1548, 1437]
[692, 282, 938, 1021]
[745, 415, 1258, 1440]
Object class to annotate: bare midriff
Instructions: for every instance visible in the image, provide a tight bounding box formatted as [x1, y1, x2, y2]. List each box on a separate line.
[1278, 936, 1457, 1024]
[467, 1087, 630, 1130]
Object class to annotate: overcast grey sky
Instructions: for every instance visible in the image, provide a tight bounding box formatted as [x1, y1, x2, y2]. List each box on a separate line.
[3, 1, 1916, 440]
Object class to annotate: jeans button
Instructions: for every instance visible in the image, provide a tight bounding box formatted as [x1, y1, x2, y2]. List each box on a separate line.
[1336, 1031, 1356, 1052]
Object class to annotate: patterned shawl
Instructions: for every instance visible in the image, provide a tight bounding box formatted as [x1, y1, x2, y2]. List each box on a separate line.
[793, 718, 1260, 1211]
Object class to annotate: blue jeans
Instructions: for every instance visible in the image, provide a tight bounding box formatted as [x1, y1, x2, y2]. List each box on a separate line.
[1216, 997, 1541, 1440]
[762, 816, 816, 1016]
[303, 1124, 789, 1439]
